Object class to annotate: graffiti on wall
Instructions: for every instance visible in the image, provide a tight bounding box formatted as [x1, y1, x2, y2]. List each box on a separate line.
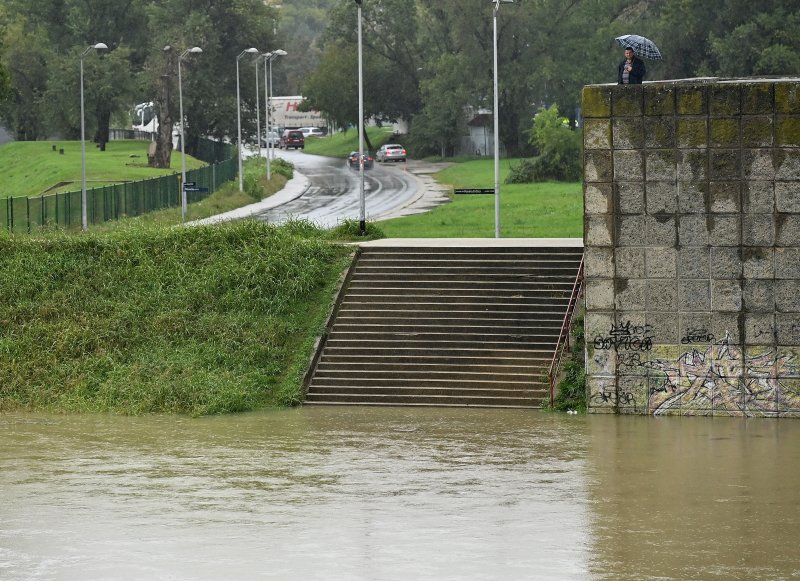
[647, 333, 800, 415]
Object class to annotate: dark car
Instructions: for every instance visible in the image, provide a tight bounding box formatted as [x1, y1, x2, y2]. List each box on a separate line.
[279, 130, 305, 150]
[347, 151, 374, 170]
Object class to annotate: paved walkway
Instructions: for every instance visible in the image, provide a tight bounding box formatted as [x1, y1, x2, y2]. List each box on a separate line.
[188, 157, 453, 227]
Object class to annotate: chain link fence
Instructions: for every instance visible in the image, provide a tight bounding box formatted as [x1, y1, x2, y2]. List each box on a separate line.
[0, 134, 237, 233]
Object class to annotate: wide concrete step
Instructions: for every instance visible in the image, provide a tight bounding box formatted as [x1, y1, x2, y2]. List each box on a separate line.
[344, 288, 572, 299]
[307, 385, 546, 397]
[338, 302, 570, 313]
[304, 393, 546, 407]
[330, 322, 563, 334]
[353, 267, 580, 277]
[360, 248, 581, 256]
[336, 308, 566, 319]
[333, 318, 564, 328]
[319, 353, 551, 364]
[311, 371, 541, 385]
[315, 361, 545, 373]
[321, 345, 554, 357]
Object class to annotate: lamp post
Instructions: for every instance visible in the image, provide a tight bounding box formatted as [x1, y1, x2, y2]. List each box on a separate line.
[178, 46, 202, 223]
[264, 50, 286, 180]
[236, 48, 260, 192]
[254, 55, 262, 176]
[79, 42, 108, 231]
[355, 0, 365, 236]
[491, 0, 514, 238]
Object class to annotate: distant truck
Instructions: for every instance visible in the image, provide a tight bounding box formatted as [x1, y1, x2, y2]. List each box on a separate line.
[270, 96, 326, 132]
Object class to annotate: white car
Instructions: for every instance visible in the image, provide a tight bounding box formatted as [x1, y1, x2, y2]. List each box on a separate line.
[300, 127, 325, 138]
[376, 143, 407, 162]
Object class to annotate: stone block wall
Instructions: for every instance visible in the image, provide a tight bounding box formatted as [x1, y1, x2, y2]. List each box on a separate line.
[582, 78, 800, 417]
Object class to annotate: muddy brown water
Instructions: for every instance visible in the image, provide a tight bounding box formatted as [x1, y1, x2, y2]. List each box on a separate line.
[1, 407, 797, 580]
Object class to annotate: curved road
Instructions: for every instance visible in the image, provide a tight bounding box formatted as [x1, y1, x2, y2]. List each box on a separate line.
[250, 149, 419, 228]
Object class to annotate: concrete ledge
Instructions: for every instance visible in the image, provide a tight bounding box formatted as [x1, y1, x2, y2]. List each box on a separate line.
[357, 238, 584, 248]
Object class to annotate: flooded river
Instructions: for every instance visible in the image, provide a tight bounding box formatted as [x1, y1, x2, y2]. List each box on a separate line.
[1, 407, 797, 580]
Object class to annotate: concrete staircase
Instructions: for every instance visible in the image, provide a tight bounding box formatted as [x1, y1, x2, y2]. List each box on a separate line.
[304, 241, 583, 408]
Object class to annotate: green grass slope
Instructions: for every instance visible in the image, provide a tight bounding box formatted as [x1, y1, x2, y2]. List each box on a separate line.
[0, 140, 205, 198]
[302, 127, 396, 158]
[0, 220, 353, 415]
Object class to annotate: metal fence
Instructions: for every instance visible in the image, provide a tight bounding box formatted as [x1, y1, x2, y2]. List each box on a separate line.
[0, 135, 237, 233]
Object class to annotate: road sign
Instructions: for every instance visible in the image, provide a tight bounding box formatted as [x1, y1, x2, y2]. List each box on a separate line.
[184, 186, 208, 193]
[183, 181, 196, 188]
[454, 188, 495, 194]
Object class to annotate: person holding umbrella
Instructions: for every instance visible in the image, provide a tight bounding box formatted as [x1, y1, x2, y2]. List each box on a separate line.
[618, 47, 646, 84]
[615, 34, 663, 84]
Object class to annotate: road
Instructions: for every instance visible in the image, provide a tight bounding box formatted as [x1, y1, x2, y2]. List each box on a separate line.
[250, 149, 419, 228]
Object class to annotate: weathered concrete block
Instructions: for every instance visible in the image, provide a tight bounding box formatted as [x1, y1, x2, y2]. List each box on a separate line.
[744, 313, 776, 345]
[616, 215, 645, 246]
[709, 182, 740, 213]
[744, 280, 775, 311]
[587, 346, 615, 376]
[615, 247, 645, 278]
[710, 118, 740, 147]
[712, 279, 743, 311]
[613, 117, 644, 149]
[742, 82, 773, 114]
[645, 117, 676, 149]
[776, 314, 800, 346]
[678, 214, 709, 246]
[709, 313, 741, 344]
[584, 118, 612, 149]
[612, 85, 643, 116]
[710, 149, 742, 180]
[743, 247, 775, 279]
[615, 182, 645, 214]
[584, 183, 612, 215]
[584, 150, 613, 182]
[775, 280, 800, 312]
[679, 279, 711, 311]
[677, 118, 708, 148]
[744, 181, 775, 213]
[677, 84, 708, 115]
[614, 150, 644, 181]
[776, 214, 800, 246]
[644, 84, 676, 116]
[586, 278, 615, 310]
[646, 312, 679, 344]
[677, 149, 708, 182]
[677, 181, 709, 213]
[743, 214, 775, 246]
[645, 247, 677, 278]
[586, 215, 614, 246]
[707, 214, 741, 246]
[743, 149, 776, 180]
[710, 84, 741, 116]
[775, 82, 800, 114]
[585, 312, 614, 343]
[775, 116, 800, 147]
[647, 280, 677, 311]
[776, 182, 800, 213]
[741, 116, 773, 147]
[585, 247, 614, 278]
[776, 248, 800, 279]
[645, 181, 677, 214]
[614, 278, 646, 310]
[582, 85, 612, 117]
[679, 247, 710, 279]
[646, 215, 677, 246]
[646, 150, 677, 181]
[711, 247, 743, 279]
[775, 149, 800, 180]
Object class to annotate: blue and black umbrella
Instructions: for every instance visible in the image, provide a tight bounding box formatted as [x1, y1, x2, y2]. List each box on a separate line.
[615, 34, 663, 60]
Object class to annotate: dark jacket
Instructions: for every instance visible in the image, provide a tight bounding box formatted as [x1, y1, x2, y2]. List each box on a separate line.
[618, 57, 646, 84]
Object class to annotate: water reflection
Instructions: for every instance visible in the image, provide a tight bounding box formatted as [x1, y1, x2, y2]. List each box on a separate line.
[0, 408, 591, 580]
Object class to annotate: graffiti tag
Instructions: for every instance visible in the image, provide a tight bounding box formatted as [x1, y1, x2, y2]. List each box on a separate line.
[593, 321, 653, 351]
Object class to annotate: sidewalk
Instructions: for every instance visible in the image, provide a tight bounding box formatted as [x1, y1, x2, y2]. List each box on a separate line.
[370, 159, 453, 222]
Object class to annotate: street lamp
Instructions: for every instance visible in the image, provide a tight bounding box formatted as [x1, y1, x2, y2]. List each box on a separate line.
[178, 46, 202, 223]
[79, 42, 108, 231]
[236, 47, 260, 192]
[263, 50, 286, 180]
[491, 0, 514, 238]
[355, 0, 365, 236]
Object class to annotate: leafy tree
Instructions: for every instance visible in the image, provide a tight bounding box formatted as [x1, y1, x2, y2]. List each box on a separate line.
[506, 105, 581, 183]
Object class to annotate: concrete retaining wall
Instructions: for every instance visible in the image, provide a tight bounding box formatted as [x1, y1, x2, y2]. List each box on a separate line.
[582, 77, 800, 416]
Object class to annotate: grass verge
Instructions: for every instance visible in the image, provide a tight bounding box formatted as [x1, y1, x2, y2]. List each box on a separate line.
[379, 158, 583, 238]
[303, 127, 396, 158]
[0, 219, 354, 416]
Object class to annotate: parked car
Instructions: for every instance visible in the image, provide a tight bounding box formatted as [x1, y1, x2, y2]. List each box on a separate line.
[299, 127, 325, 138]
[279, 130, 305, 150]
[347, 151, 374, 170]
[376, 143, 407, 162]
[260, 131, 280, 148]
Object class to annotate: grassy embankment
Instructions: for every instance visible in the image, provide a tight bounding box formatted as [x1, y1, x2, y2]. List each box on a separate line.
[0, 140, 205, 198]
[302, 127, 395, 158]
[0, 220, 357, 416]
[379, 158, 583, 238]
